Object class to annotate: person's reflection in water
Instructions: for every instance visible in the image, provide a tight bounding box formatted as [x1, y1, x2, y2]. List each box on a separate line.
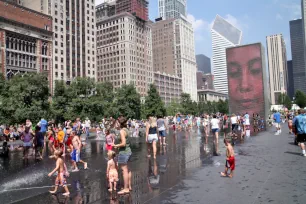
[147, 158, 160, 192]
[159, 145, 167, 174]
[227, 44, 264, 115]
[71, 180, 83, 204]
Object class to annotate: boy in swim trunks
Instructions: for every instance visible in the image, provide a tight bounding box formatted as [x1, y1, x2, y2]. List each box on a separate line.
[48, 150, 70, 196]
[221, 139, 235, 178]
[70, 131, 88, 172]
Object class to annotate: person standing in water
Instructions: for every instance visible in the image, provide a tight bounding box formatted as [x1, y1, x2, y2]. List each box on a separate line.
[70, 131, 88, 171]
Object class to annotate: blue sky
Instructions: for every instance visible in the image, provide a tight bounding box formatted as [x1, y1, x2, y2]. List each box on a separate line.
[149, 0, 302, 59]
[97, 0, 301, 60]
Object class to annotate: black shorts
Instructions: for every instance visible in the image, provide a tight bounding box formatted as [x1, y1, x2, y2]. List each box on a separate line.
[232, 124, 237, 131]
[297, 134, 306, 143]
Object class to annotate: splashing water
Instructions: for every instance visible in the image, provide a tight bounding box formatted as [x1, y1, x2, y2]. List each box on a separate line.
[1, 171, 45, 191]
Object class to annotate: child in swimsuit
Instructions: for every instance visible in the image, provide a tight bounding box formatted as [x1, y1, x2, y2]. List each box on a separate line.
[48, 150, 70, 196]
[106, 151, 118, 192]
[105, 129, 115, 152]
[221, 139, 235, 178]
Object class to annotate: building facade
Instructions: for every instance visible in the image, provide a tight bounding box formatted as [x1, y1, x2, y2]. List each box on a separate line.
[197, 89, 227, 102]
[196, 54, 211, 73]
[289, 19, 306, 94]
[22, 0, 97, 85]
[0, 0, 53, 87]
[154, 72, 182, 104]
[152, 17, 197, 101]
[287, 60, 294, 99]
[116, 0, 148, 21]
[266, 34, 288, 104]
[211, 15, 242, 94]
[158, 0, 186, 19]
[196, 72, 214, 90]
[96, 2, 153, 97]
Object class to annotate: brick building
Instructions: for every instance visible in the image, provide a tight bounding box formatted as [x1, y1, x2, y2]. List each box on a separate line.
[116, 0, 148, 21]
[0, 0, 53, 88]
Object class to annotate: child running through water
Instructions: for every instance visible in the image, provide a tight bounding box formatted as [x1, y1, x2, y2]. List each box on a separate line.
[106, 151, 119, 192]
[221, 139, 235, 178]
[48, 150, 70, 196]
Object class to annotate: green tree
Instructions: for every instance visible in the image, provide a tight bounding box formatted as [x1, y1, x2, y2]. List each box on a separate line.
[51, 80, 70, 123]
[0, 73, 49, 124]
[295, 90, 306, 108]
[278, 93, 292, 110]
[217, 99, 229, 114]
[180, 93, 195, 115]
[115, 83, 141, 119]
[166, 101, 181, 116]
[143, 84, 166, 117]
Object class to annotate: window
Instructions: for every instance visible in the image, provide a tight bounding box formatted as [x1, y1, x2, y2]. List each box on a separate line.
[55, 18, 58, 23]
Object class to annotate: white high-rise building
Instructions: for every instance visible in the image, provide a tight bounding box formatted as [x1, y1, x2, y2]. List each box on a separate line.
[211, 15, 242, 94]
[158, 0, 186, 19]
[22, 0, 97, 85]
[266, 34, 288, 104]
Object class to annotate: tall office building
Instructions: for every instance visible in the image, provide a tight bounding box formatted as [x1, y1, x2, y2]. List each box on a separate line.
[211, 15, 242, 94]
[266, 34, 288, 104]
[96, 1, 153, 97]
[22, 0, 97, 85]
[289, 19, 306, 94]
[158, 0, 186, 19]
[287, 60, 294, 99]
[0, 0, 53, 87]
[152, 17, 197, 101]
[196, 54, 211, 73]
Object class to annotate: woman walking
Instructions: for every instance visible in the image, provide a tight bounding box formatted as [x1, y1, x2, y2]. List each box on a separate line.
[146, 116, 158, 159]
[113, 117, 132, 195]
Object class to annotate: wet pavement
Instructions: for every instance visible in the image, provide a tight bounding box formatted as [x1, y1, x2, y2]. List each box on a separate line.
[0, 126, 305, 204]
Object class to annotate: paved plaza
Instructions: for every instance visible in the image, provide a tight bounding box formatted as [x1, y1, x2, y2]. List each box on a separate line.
[0, 126, 305, 204]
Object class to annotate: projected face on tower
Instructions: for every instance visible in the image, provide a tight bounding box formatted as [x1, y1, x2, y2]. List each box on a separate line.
[226, 43, 264, 116]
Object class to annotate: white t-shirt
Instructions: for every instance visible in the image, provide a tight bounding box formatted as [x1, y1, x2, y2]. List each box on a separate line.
[231, 116, 237, 124]
[211, 118, 219, 129]
[85, 120, 91, 128]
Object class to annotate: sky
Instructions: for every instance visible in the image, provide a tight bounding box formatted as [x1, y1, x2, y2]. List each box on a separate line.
[96, 0, 302, 60]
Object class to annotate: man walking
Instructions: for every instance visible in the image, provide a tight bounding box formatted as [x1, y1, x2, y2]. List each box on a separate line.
[273, 111, 282, 135]
[294, 109, 306, 157]
[85, 117, 91, 140]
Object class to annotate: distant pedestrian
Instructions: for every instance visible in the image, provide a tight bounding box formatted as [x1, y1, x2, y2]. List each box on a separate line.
[274, 111, 282, 135]
[294, 109, 306, 156]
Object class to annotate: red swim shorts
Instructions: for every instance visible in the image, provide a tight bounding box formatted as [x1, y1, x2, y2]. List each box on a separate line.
[226, 156, 235, 171]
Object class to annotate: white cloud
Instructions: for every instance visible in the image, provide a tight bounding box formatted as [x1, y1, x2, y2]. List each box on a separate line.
[187, 14, 208, 32]
[187, 14, 210, 43]
[276, 13, 283, 20]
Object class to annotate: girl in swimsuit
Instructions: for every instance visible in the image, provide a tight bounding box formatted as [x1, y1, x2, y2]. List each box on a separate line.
[106, 151, 119, 192]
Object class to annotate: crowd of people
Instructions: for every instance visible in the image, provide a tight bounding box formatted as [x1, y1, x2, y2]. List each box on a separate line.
[0, 112, 268, 197]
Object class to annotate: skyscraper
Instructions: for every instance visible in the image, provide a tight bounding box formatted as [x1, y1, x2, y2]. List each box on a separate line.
[152, 16, 197, 101]
[289, 19, 306, 94]
[196, 54, 211, 73]
[287, 60, 294, 99]
[158, 0, 186, 19]
[96, 1, 153, 97]
[22, 0, 97, 85]
[211, 15, 242, 94]
[266, 34, 288, 104]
